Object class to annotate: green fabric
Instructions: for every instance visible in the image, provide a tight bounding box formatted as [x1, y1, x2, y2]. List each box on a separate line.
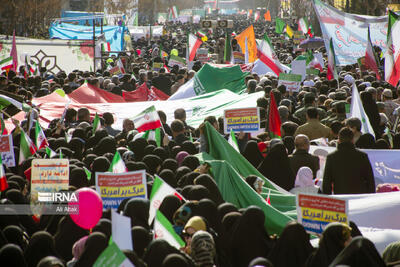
[224, 31, 232, 63]
[193, 63, 249, 96]
[196, 122, 298, 235]
[275, 18, 286, 34]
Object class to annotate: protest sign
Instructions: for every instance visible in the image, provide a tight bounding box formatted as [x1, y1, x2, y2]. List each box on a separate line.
[233, 51, 245, 64]
[94, 242, 134, 267]
[224, 107, 260, 134]
[168, 55, 186, 68]
[293, 31, 305, 44]
[278, 73, 302, 92]
[30, 159, 69, 214]
[306, 68, 320, 76]
[152, 62, 163, 71]
[95, 170, 147, 209]
[296, 193, 348, 235]
[196, 48, 209, 63]
[0, 134, 15, 167]
[291, 60, 306, 81]
[111, 210, 133, 250]
[109, 66, 123, 76]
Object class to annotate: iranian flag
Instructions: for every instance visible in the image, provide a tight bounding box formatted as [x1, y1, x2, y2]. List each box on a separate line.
[101, 42, 111, 52]
[169, 63, 249, 100]
[257, 33, 284, 77]
[298, 17, 314, 37]
[365, 27, 381, 80]
[154, 210, 185, 249]
[169, 6, 179, 19]
[0, 157, 8, 192]
[327, 38, 338, 81]
[45, 147, 57, 158]
[35, 121, 49, 150]
[254, 11, 261, 21]
[350, 84, 375, 137]
[228, 129, 239, 152]
[187, 33, 202, 62]
[19, 130, 37, 165]
[269, 91, 281, 138]
[0, 56, 13, 71]
[132, 105, 162, 132]
[149, 175, 185, 224]
[196, 30, 207, 38]
[385, 11, 400, 87]
[294, 50, 323, 72]
[108, 151, 127, 173]
[0, 94, 31, 112]
[92, 113, 101, 135]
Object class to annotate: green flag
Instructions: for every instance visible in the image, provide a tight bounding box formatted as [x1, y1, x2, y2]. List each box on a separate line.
[224, 31, 232, 63]
[92, 113, 101, 135]
[275, 18, 286, 34]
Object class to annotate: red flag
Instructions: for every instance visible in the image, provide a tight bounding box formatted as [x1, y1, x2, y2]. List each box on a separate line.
[123, 83, 169, 102]
[264, 10, 271, 22]
[365, 27, 381, 80]
[10, 30, 18, 72]
[0, 157, 8, 192]
[268, 91, 281, 138]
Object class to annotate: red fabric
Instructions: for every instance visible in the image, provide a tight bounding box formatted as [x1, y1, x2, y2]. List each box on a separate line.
[24, 167, 31, 182]
[68, 83, 125, 104]
[0, 177, 8, 192]
[123, 83, 169, 102]
[136, 121, 162, 133]
[268, 91, 281, 138]
[33, 91, 69, 107]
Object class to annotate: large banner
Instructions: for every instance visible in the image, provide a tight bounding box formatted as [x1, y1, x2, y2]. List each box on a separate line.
[313, 0, 387, 66]
[309, 145, 400, 185]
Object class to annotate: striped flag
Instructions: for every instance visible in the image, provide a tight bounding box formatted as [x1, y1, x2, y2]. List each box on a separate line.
[132, 105, 162, 133]
[254, 11, 261, 21]
[269, 91, 281, 138]
[10, 30, 18, 72]
[0, 157, 8, 192]
[92, 113, 101, 135]
[385, 11, 400, 87]
[143, 128, 161, 147]
[0, 94, 31, 112]
[45, 147, 57, 158]
[0, 56, 13, 71]
[365, 27, 381, 80]
[101, 42, 111, 52]
[187, 33, 202, 63]
[169, 6, 179, 20]
[108, 151, 127, 173]
[154, 210, 185, 249]
[196, 30, 207, 38]
[228, 129, 239, 152]
[327, 38, 338, 81]
[149, 175, 185, 224]
[257, 33, 284, 77]
[350, 84, 375, 137]
[35, 121, 49, 150]
[19, 130, 37, 165]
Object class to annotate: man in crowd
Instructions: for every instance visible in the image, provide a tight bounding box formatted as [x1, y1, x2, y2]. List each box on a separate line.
[289, 134, 320, 178]
[294, 107, 331, 140]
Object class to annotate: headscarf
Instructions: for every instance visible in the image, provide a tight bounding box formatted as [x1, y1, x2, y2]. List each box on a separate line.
[184, 216, 207, 233]
[295, 167, 314, 188]
[197, 199, 222, 234]
[142, 155, 162, 175]
[194, 174, 224, 205]
[360, 91, 382, 138]
[173, 201, 199, 228]
[282, 136, 295, 155]
[306, 222, 352, 267]
[218, 203, 238, 221]
[329, 236, 386, 267]
[54, 215, 88, 262]
[257, 143, 295, 191]
[162, 159, 179, 173]
[71, 236, 88, 261]
[159, 195, 182, 224]
[128, 138, 148, 161]
[229, 206, 274, 267]
[90, 156, 110, 185]
[92, 218, 112, 240]
[124, 198, 150, 230]
[36, 256, 65, 267]
[181, 155, 200, 171]
[267, 221, 314, 267]
[242, 140, 264, 168]
[144, 239, 181, 267]
[159, 169, 177, 188]
[94, 136, 116, 155]
[153, 147, 169, 161]
[69, 168, 88, 189]
[190, 230, 216, 267]
[187, 185, 210, 201]
[355, 133, 376, 149]
[3, 225, 28, 250]
[245, 175, 264, 192]
[248, 257, 274, 267]
[162, 253, 191, 267]
[131, 226, 152, 258]
[0, 244, 27, 267]
[24, 231, 59, 267]
[182, 141, 198, 155]
[74, 232, 108, 267]
[176, 151, 189, 167]
[383, 241, 400, 265]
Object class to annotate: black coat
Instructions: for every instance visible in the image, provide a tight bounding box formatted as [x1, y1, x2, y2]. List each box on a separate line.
[322, 142, 375, 195]
[289, 149, 320, 178]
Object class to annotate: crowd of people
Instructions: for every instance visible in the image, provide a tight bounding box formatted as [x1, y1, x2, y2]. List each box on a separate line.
[0, 12, 400, 267]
